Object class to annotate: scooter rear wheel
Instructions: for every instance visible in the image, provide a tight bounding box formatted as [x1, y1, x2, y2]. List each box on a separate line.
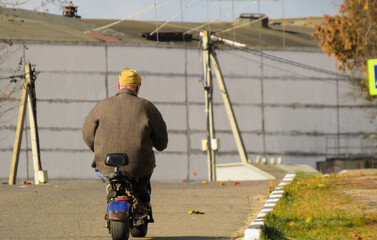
[131, 222, 148, 237]
[110, 220, 129, 240]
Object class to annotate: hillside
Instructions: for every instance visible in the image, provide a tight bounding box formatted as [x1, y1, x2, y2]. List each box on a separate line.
[0, 8, 100, 42]
[85, 17, 319, 48]
[0, 7, 321, 49]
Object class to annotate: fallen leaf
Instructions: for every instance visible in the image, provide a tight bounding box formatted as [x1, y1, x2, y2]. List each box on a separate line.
[193, 171, 198, 177]
[269, 180, 274, 187]
[244, 195, 249, 199]
[234, 181, 241, 186]
[188, 210, 205, 214]
[2, 91, 6, 97]
[219, 182, 226, 186]
[182, 179, 187, 183]
[202, 181, 208, 184]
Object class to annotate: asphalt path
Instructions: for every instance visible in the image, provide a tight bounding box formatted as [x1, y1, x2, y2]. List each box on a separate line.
[0, 179, 279, 240]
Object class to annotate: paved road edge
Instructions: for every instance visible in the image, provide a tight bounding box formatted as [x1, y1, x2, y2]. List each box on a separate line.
[243, 173, 296, 240]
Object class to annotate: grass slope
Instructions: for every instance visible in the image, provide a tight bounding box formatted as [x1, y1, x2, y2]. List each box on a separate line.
[0, 8, 100, 42]
[84, 18, 319, 48]
[0, 7, 320, 48]
[262, 171, 377, 240]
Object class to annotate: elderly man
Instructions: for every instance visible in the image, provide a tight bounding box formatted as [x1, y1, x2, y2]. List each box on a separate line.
[82, 67, 168, 208]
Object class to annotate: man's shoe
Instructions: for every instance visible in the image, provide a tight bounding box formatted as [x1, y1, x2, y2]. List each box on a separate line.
[134, 202, 149, 219]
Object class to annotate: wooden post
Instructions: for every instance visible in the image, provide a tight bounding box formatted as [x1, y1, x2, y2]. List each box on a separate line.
[27, 93, 41, 184]
[202, 31, 216, 181]
[9, 63, 44, 185]
[9, 83, 29, 185]
[210, 52, 251, 164]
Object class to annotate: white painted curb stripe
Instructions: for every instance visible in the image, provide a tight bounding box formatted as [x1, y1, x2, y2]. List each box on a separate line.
[243, 173, 296, 240]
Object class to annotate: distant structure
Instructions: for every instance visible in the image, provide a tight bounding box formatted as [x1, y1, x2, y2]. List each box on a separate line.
[141, 32, 192, 42]
[62, 1, 81, 18]
[236, 13, 269, 28]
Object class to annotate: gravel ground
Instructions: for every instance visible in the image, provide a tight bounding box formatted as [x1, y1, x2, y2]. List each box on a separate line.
[0, 178, 280, 240]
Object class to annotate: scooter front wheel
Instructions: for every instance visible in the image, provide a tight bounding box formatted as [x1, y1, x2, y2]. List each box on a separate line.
[110, 220, 129, 240]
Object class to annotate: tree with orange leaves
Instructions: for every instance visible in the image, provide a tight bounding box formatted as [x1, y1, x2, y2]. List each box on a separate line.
[313, 0, 377, 95]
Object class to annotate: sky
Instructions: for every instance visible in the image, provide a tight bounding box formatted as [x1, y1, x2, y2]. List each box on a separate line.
[17, 0, 343, 22]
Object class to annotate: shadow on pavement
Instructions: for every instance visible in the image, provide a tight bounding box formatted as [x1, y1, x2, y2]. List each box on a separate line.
[145, 237, 229, 240]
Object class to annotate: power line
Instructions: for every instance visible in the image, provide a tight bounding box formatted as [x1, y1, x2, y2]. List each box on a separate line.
[204, 33, 347, 78]
[150, 0, 199, 35]
[239, 47, 347, 78]
[0, 74, 25, 81]
[225, 50, 351, 89]
[183, 0, 257, 34]
[91, 0, 178, 32]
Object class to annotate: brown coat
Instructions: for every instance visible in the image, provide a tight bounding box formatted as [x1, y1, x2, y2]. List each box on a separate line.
[82, 88, 168, 177]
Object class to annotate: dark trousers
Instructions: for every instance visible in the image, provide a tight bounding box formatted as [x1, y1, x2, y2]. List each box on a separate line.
[107, 174, 152, 204]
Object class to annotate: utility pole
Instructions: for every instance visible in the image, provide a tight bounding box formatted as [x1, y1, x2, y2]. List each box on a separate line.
[9, 63, 48, 185]
[201, 31, 252, 181]
[202, 31, 217, 182]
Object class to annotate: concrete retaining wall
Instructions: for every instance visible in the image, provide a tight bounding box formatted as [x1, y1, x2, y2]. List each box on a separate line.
[0, 42, 375, 182]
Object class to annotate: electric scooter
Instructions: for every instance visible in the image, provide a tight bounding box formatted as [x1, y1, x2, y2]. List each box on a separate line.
[105, 153, 154, 240]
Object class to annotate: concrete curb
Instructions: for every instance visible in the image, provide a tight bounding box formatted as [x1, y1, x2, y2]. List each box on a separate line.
[243, 173, 296, 240]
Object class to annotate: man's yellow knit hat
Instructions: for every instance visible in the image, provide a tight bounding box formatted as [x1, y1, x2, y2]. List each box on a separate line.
[119, 68, 142, 84]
